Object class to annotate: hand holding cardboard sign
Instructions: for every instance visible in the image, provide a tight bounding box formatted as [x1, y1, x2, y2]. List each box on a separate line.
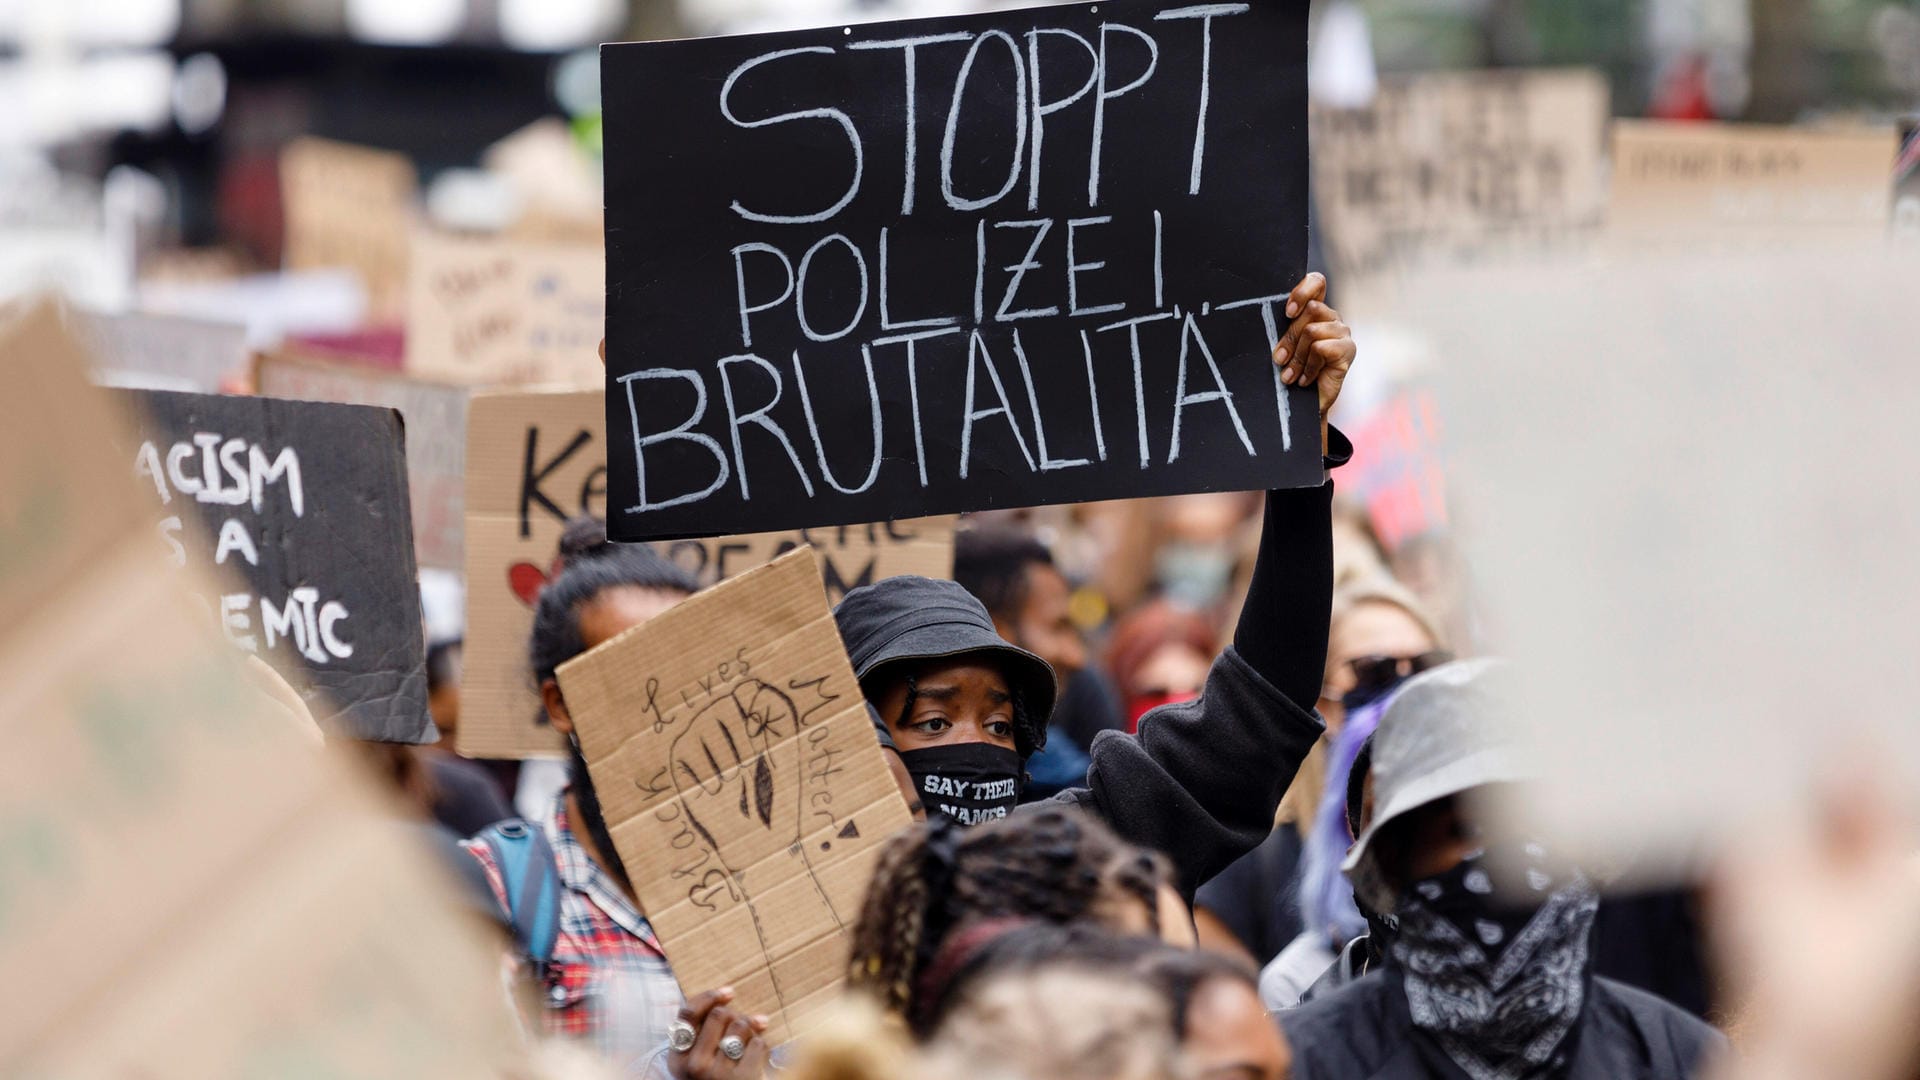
[1269, 273, 1355, 454]
[668, 988, 773, 1080]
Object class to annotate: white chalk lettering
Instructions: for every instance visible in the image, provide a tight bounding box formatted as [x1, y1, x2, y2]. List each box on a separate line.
[1025, 27, 1099, 211]
[732, 242, 795, 348]
[994, 218, 1060, 322]
[1097, 310, 1178, 467]
[872, 326, 964, 487]
[1168, 311, 1254, 462]
[248, 445, 304, 517]
[1066, 215, 1124, 317]
[958, 330, 1037, 479]
[1217, 292, 1295, 451]
[319, 601, 353, 659]
[879, 227, 961, 331]
[621, 368, 731, 513]
[1012, 330, 1091, 472]
[213, 518, 260, 567]
[795, 233, 870, 343]
[1089, 22, 1160, 205]
[134, 442, 168, 504]
[221, 593, 257, 651]
[721, 47, 864, 224]
[793, 345, 884, 495]
[847, 32, 972, 215]
[941, 30, 1028, 212]
[718, 353, 815, 500]
[1154, 4, 1250, 194]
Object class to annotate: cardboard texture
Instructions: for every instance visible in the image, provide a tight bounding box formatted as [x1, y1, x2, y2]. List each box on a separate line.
[0, 300, 522, 1077]
[405, 231, 604, 387]
[68, 308, 251, 392]
[460, 388, 955, 760]
[280, 137, 416, 318]
[1405, 246, 1920, 880]
[557, 549, 914, 1043]
[601, 1, 1321, 541]
[257, 351, 470, 570]
[1609, 119, 1898, 248]
[1313, 68, 1609, 286]
[119, 389, 433, 743]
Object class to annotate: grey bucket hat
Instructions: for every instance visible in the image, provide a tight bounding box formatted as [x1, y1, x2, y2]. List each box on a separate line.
[1343, 657, 1532, 912]
[833, 575, 1056, 758]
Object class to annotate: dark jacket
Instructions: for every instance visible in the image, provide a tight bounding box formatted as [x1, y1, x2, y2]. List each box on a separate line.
[1033, 459, 1342, 900]
[1281, 969, 1724, 1080]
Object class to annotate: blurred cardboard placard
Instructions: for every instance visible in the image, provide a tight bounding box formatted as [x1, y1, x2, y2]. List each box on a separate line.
[1608, 120, 1898, 249]
[257, 351, 469, 570]
[460, 388, 957, 759]
[558, 549, 913, 1044]
[0, 301, 521, 1076]
[486, 118, 603, 246]
[405, 232, 604, 387]
[1313, 68, 1608, 290]
[118, 389, 432, 742]
[1410, 246, 1920, 878]
[1890, 118, 1919, 241]
[280, 137, 415, 318]
[68, 308, 250, 392]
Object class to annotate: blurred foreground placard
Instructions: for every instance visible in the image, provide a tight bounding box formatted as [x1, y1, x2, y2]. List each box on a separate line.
[257, 351, 470, 570]
[459, 389, 955, 759]
[558, 550, 913, 1045]
[1313, 68, 1609, 286]
[1609, 120, 1898, 249]
[1411, 246, 1920, 878]
[0, 302, 522, 1077]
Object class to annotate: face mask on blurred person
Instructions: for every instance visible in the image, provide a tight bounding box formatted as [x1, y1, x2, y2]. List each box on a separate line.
[1389, 839, 1598, 1080]
[1155, 543, 1236, 609]
[898, 743, 1023, 825]
[1126, 689, 1198, 732]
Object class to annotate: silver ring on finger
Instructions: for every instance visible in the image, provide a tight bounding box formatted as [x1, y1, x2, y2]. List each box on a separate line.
[668, 1020, 697, 1053]
[719, 1035, 747, 1061]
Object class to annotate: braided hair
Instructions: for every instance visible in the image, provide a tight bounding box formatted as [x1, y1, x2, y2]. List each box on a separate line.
[846, 806, 1169, 1031]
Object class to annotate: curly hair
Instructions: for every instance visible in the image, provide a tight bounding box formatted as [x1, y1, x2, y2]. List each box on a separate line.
[845, 806, 1170, 1033]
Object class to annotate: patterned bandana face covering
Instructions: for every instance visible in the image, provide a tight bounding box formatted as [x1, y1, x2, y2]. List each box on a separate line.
[1389, 841, 1600, 1080]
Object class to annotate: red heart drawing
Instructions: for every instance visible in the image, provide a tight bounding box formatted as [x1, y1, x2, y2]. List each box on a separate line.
[508, 562, 550, 607]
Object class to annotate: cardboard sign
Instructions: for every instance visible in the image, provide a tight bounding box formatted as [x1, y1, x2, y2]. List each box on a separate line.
[68, 309, 251, 392]
[601, 1, 1319, 542]
[460, 388, 956, 759]
[558, 549, 914, 1043]
[1312, 68, 1609, 283]
[256, 352, 469, 570]
[405, 231, 604, 387]
[119, 390, 432, 743]
[1407, 246, 1920, 880]
[0, 301, 521, 1076]
[1609, 120, 1898, 248]
[280, 137, 416, 318]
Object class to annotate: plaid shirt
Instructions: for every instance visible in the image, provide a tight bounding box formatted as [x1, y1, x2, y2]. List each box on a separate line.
[464, 791, 684, 1073]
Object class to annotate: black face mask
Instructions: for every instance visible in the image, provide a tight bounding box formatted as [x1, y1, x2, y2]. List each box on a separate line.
[1354, 890, 1400, 964]
[897, 743, 1023, 825]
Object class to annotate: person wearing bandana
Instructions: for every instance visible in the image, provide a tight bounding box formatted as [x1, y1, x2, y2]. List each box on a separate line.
[1281, 660, 1724, 1080]
[831, 271, 1354, 901]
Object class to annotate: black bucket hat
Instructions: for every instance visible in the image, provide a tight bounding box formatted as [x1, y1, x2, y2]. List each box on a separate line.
[834, 576, 1057, 759]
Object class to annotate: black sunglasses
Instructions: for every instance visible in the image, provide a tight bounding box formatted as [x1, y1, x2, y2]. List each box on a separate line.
[1347, 650, 1454, 702]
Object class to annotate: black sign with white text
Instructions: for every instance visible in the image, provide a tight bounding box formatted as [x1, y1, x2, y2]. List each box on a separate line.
[121, 390, 433, 743]
[602, 0, 1315, 541]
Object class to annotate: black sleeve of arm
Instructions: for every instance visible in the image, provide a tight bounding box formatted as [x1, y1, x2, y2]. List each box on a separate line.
[1233, 427, 1351, 705]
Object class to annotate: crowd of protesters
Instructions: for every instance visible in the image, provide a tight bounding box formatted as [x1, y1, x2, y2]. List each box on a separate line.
[285, 269, 1920, 1080]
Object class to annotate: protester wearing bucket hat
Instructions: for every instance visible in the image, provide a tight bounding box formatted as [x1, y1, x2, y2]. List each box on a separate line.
[1282, 660, 1722, 1080]
[834, 271, 1358, 899]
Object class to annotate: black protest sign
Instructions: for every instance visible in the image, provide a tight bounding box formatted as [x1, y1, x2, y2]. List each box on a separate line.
[602, 0, 1316, 542]
[119, 390, 432, 743]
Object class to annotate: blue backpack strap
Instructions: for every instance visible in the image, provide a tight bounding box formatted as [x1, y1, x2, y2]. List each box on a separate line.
[478, 818, 562, 971]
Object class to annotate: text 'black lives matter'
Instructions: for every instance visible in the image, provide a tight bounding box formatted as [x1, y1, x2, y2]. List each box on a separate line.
[601, 0, 1316, 541]
[120, 390, 433, 743]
